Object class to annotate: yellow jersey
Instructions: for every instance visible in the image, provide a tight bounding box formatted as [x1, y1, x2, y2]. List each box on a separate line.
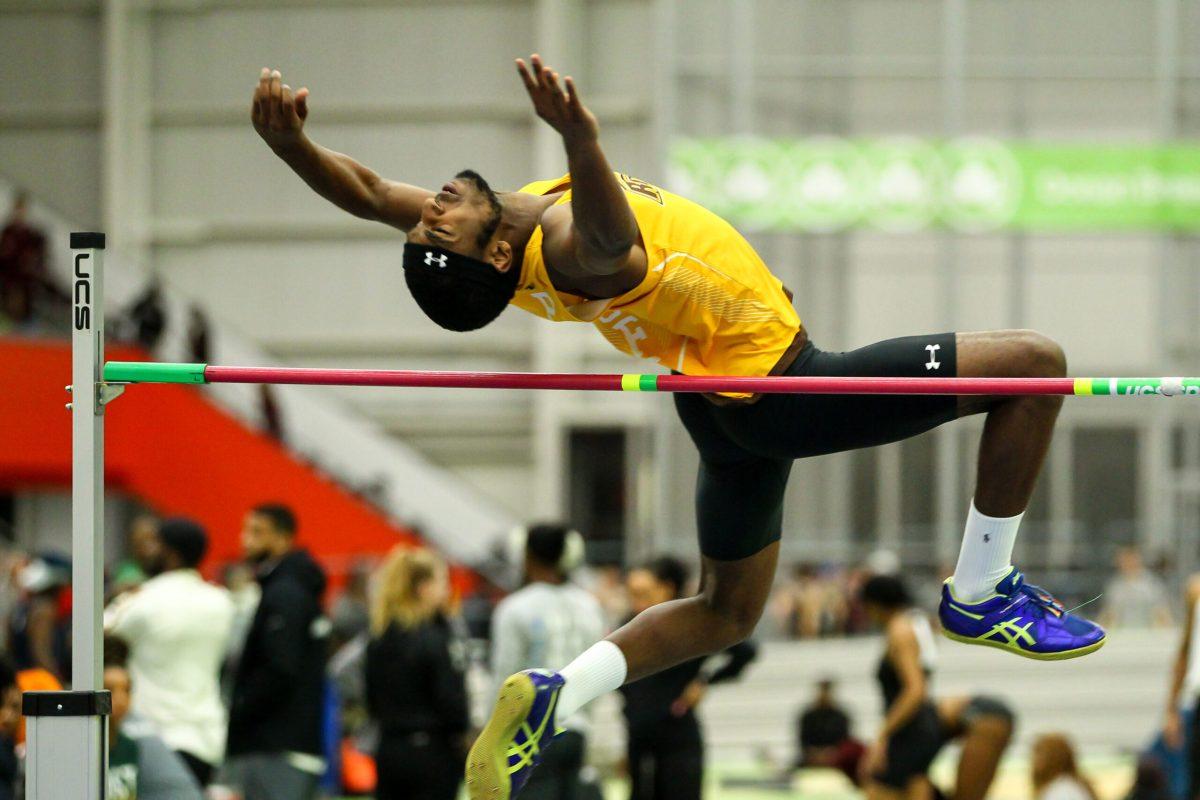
[510, 174, 804, 394]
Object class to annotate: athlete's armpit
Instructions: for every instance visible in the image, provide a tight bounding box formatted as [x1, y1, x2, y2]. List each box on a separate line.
[538, 203, 648, 300]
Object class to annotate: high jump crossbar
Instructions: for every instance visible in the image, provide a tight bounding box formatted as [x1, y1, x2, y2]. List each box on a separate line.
[103, 361, 1200, 397]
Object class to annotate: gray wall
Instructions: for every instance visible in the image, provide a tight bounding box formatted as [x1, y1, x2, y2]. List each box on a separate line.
[2, 0, 1199, 574]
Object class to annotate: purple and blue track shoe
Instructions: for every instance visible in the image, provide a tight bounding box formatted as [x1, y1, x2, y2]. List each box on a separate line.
[466, 669, 565, 800]
[939, 568, 1106, 660]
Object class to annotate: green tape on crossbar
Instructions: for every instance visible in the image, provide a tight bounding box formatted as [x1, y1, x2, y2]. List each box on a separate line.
[1077, 377, 1200, 396]
[103, 362, 207, 384]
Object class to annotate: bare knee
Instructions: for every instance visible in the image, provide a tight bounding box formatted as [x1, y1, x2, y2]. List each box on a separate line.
[701, 593, 761, 650]
[1014, 330, 1067, 378]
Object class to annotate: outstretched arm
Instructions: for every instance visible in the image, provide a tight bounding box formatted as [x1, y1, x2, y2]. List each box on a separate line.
[516, 56, 642, 282]
[251, 67, 432, 232]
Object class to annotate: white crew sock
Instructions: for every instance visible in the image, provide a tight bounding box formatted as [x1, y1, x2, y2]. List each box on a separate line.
[951, 501, 1023, 603]
[555, 640, 628, 719]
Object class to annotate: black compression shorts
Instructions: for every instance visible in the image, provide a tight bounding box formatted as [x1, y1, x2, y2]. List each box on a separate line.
[674, 332, 959, 561]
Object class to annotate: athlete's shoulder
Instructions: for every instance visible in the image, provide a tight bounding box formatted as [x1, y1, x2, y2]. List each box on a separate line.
[517, 174, 572, 197]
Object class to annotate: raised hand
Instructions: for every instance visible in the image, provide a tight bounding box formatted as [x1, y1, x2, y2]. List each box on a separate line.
[516, 54, 598, 145]
[251, 67, 310, 152]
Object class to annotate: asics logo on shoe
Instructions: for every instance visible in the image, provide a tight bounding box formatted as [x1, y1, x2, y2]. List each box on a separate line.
[947, 603, 985, 621]
[505, 689, 559, 775]
[983, 618, 1036, 647]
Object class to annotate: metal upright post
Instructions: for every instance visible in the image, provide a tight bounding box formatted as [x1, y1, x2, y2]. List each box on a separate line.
[935, 0, 967, 565]
[24, 232, 112, 800]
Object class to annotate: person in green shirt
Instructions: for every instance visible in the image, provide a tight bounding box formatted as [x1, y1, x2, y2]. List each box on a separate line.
[104, 652, 203, 800]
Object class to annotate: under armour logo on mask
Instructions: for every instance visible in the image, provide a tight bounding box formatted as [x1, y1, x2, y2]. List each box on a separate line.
[425, 251, 448, 268]
[925, 344, 941, 371]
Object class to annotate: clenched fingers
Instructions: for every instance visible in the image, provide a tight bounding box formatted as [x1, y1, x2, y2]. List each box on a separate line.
[269, 70, 283, 123]
[252, 67, 271, 125]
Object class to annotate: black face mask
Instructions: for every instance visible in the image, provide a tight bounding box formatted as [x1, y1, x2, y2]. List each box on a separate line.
[402, 243, 518, 332]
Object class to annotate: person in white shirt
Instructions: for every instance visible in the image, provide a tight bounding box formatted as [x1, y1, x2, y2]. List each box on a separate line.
[105, 517, 236, 787]
[1100, 547, 1172, 629]
[491, 524, 606, 800]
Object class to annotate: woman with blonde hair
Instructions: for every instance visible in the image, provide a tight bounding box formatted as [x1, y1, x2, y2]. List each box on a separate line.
[365, 547, 469, 800]
[1032, 733, 1099, 800]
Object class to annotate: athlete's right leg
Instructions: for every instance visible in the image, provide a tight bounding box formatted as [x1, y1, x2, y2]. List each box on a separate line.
[612, 541, 780, 681]
[569, 391, 790, 689]
[465, 395, 789, 800]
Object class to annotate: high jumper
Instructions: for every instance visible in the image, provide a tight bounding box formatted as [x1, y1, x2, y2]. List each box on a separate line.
[249, 55, 1111, 799]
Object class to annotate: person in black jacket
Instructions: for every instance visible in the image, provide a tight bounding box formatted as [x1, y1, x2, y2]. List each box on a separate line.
[0, 655, 20, 800]
[365, 546, 469, 800]
[620, 557, 757, 800]
[227, 503, 330, 800]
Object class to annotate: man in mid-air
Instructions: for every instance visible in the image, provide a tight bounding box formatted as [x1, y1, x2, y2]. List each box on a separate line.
[251, 57, 1105, 800]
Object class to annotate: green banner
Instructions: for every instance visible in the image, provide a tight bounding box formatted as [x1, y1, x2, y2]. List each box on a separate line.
[668, 137, 1200, 233]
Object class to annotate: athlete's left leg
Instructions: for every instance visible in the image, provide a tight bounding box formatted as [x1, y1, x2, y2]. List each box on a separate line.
[954, 330, 1065, 514]
[950, 331, 1065, 601]
[943, 332, 1105, 659]
[711, 329, 1104, 659]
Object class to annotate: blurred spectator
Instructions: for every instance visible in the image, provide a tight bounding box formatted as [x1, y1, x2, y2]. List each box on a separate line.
[226, 503, 329, 800]
[589, 564, 631, 632]
[865, 549, 901, 577]
[621, 557, 757, 800]
[8, 553, 72, 682]
[104, 517, 235, 787]
[858, 575, 1015, 800]
[0, 549, 25, 651]
[0, 191, 49, 333]
[330, 559, 371, 649]
[220, 560, 263, 705]
[260, 385, 286, 443]
[770, 563, 849, 639]
[1102, 547, 1172, 629]
[125, 277, 167, 353]
[796, 679, 863, 783]
[366, 547, 468, 800]
[110, 515, 161, 598]
[491, 524, 605, 800]
[859, 573, 940, 796]
[461, 573, 506, 641]
[0, 655, 20, 800]
[104, 649, 204, 800]
[1032, 733, 1098, 800]
[937, 695, 1016, 800]
[1163, 573, 1200, 800]
[1125, 756, 1172, 800]
[187, 305, 211, 364]
[14, 662, 61, 748]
